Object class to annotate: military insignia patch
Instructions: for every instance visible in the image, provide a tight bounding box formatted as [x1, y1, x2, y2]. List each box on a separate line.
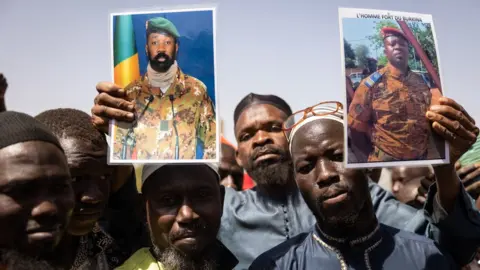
[159, 120, 169, 132]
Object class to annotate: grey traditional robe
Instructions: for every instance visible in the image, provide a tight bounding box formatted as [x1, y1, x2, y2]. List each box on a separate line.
[218, 180, 480, 269]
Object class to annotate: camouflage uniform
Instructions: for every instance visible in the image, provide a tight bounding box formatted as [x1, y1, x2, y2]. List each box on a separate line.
[111, 67, 216, 161]
[348, 64, 441, 162]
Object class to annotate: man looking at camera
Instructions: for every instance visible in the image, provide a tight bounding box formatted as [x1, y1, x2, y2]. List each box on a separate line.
[348, 27, 443, 162]
[105, 17, 216, 161]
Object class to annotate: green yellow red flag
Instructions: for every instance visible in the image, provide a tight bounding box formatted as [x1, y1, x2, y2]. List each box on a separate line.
[113, 15, 140, 88]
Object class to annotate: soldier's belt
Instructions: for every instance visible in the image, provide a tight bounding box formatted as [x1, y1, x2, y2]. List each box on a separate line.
[371, 146, 427, 161]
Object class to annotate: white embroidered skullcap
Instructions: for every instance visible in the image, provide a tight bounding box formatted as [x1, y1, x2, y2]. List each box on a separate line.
[139, 163, 220, 193]
[288, 104, 344, 153]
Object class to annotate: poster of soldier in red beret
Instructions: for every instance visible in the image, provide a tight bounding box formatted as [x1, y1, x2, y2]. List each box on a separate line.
[108, 6, 219, 164]
[338, 7, 448, 168]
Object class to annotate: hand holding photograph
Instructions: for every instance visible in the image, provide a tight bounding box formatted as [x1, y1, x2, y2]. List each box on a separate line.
[339, 8, 448, 169]
[109, 6, 219, 164]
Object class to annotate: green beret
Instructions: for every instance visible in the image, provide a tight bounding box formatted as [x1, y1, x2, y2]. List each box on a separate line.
[146, 17, 180, 38]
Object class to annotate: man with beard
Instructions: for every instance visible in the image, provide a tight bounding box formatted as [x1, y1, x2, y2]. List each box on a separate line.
[0, 73, 7, 112]
[0, 111, 75, 270]
[348, 27, 443, 162]
[116, 163, 238, 270]
[103, 16, 216, 161]
[250, 105, 456, 269]
[35, 108, 138, 269]
[219, 137, 244, 190]
[89, 90, 480, 269]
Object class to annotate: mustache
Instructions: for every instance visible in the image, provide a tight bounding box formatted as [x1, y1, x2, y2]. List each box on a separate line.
[317, 184, 350, 203]
[154, 52, 171, 61]
[251, 146, 285, 161]
[73, 203, 103, 214]
[169, 223, 207, 242]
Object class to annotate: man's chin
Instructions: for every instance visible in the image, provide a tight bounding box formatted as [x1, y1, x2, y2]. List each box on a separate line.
[248, 160, 293, 187]
[159, 245, 216, 270]
[1, 249, 57, 270]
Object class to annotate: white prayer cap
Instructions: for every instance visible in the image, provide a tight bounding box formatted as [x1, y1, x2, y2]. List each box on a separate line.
[287, 103, 344, 153]
[139, 163, 220, 193]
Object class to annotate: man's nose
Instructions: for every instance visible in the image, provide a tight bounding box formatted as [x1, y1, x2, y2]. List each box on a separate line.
[252, 130, 273, 148]
[80, 183, 104, 205]
[176, 203, 199, 224]
[316, 160, 339, 184]
[31, 199, 59, 219]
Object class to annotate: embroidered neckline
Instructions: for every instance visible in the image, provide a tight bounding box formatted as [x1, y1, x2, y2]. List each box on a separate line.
[315, 223, 381, 246]
[70, 225, 114, 270]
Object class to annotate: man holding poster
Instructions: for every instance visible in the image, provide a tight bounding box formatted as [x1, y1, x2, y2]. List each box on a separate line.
[348, 27, 444, 164]
[108, 14, 217, 163]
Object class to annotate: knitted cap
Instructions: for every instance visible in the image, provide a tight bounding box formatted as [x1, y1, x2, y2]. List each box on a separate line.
[0, 111, 64, 152]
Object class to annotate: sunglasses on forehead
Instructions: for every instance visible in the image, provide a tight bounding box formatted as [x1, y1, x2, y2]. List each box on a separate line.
[282, 101, 343, 141]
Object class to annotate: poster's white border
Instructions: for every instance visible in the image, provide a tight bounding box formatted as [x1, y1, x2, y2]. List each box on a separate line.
[338, 7, 449, 169]
[107, 4, 220, 165]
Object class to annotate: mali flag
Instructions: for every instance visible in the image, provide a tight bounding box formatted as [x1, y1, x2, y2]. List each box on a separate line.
[113, 15, 140, 88]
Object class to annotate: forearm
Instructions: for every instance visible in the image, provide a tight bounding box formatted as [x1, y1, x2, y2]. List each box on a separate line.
[434, 164, 461, 213]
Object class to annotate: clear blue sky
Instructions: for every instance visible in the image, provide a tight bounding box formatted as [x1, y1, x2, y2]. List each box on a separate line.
[0, 0, 478, 144]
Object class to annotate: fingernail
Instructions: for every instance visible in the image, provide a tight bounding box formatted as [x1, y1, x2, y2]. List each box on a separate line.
[439, 97, 447, 102]
[128, 104, 135, 110]
[426, 112, 434, 119]
[127, 113, 134, 119]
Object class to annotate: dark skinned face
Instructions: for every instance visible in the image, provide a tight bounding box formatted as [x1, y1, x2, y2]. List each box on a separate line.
[146, 32, 178, 73]
[0, 141, 74, 257]
[391, 166, 432, 205]
[291, 119, 368, 226]
[384, 35, 409, 69]
[235, 104, 293, 189]
[219, 144, 243, 190]
[143, 165, 222, 259]
[60, 138, 112, 236]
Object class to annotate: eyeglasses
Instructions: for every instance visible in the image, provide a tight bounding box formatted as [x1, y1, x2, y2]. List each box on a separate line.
[282, 101, 343, 140]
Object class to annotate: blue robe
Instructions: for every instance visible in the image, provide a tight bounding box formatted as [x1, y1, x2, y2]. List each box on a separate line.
[248, 223, 458, 270]
[218, 180, 480, 269]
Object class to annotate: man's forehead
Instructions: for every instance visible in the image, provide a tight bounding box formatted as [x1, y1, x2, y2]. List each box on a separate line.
[236, 104, 287, 128]
[291, 120, 342, 152]
[0, 143, 69, 184]
[149, 32, 174, 40]
[384, 35, 408, 43]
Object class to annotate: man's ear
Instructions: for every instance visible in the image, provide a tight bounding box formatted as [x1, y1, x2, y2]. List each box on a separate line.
[175, 43, 179, 54]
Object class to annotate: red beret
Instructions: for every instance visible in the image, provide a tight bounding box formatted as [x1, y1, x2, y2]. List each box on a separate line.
[381, 27, 407, 41]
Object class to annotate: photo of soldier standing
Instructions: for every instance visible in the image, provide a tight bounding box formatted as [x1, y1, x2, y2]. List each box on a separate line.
[347, 26, 446, 164]
[108, 14, 217, 162]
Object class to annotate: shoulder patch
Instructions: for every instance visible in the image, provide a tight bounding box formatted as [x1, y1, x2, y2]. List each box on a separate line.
[364, 71, 383, 88]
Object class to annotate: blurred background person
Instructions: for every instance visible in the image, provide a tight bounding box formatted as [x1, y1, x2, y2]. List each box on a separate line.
[220, 136, 244, 190]
[391, 166, 434, 209]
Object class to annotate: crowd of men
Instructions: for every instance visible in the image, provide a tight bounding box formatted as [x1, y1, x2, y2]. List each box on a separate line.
[1, 22, 480, 270]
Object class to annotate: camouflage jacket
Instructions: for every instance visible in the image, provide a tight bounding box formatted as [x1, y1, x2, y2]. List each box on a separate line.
[111, 67, 216, 161]
[348, 64, 441, 161]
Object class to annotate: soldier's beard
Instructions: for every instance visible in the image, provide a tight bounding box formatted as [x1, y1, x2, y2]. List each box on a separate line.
[0, 249, 58, 270]
[149, 51, 177, 73]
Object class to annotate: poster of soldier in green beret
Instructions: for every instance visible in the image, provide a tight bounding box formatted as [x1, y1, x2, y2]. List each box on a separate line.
[109, 6, 219, 164]
[338, 7, 448, 169]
